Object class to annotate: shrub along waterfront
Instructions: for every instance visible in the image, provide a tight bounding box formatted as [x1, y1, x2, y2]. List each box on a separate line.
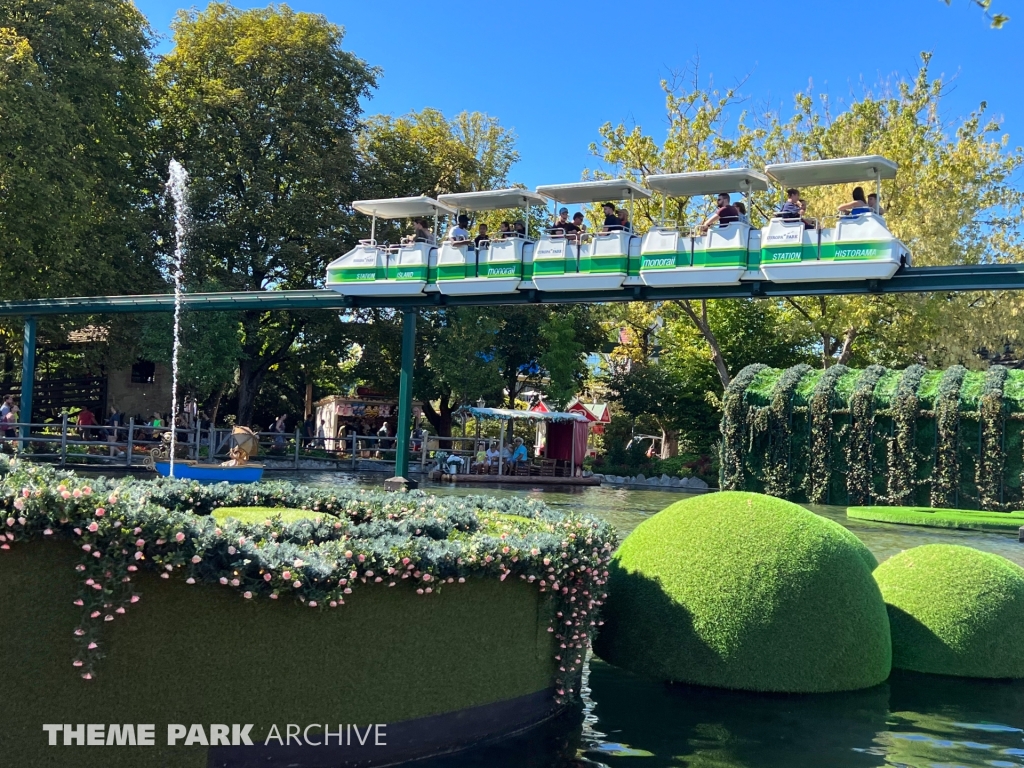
[720, 363, 1024, 510]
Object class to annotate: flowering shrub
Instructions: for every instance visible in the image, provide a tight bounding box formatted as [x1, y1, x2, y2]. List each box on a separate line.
[0, 458, 616, 704]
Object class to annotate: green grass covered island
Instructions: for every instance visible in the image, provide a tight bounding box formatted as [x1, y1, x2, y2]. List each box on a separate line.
[848, 505, 1024, 532]
[594, 491, 891, 693]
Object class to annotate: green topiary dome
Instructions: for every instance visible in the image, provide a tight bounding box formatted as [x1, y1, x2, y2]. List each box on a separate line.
[593, 491, 891, 693]
[874, 544, 1024, 678]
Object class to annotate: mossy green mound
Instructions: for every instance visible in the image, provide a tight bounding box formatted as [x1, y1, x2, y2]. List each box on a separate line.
[874, 544, 1024, 678]
[213, 506, 318, 524]
[594, 491, 891, 692]
[848, 506, 1024, 532]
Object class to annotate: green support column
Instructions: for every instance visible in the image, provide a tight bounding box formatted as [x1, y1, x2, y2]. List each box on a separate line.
[386, 308, 418, 491]
[20, 315, 36, 439]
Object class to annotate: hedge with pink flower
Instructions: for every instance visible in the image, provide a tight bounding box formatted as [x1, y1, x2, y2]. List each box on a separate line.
[0, 458, 616, 703]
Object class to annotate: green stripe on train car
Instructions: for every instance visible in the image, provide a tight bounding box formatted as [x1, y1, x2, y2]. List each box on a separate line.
[394, 266, 427, 281]
[693, 248, 747, 268]
[578, 255, 628, 274]
[533, 259, 569, 276]
[437, 265, 468, 281]
[328, 267, 385, 282]
[819, 241, 890, 261]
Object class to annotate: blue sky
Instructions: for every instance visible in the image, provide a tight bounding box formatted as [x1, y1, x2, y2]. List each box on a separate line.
[135, 0, 1022, 189]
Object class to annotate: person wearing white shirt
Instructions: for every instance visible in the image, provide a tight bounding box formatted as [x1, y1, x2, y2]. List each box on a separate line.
[450, 213, 471, 242]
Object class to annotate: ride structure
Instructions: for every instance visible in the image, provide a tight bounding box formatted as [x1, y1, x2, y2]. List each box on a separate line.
[150, 426, 264, 483]
[326, 196, 456, 296]
[532, 179, 651, 291]
[435, 188, 547, 294]
[641, 168, 770, 286]
[760, 156, 910, 282]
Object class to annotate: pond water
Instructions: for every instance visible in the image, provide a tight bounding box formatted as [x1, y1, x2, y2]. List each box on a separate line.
[276, 472, 1024, 768]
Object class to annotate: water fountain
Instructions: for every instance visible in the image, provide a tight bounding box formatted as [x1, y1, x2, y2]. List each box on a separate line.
[150, 160, 263, 484]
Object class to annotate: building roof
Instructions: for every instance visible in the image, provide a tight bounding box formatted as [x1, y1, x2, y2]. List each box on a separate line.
[456, 406, 587, 423]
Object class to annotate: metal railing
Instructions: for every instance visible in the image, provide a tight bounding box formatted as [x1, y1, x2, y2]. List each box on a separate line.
[0, 417, 425, 472]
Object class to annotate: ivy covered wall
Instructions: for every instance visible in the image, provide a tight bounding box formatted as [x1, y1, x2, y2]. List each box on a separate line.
[719, 364, 1024, 510]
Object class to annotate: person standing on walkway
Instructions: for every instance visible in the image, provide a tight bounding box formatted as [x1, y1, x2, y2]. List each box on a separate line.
[273, 414, 287, 449]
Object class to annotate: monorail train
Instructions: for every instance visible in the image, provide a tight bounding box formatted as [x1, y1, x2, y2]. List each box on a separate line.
[325, 156, 911, 297]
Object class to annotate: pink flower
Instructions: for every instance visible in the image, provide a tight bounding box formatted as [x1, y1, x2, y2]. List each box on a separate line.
[401, 557, 410, 565]
[81, 544, 91, 552]
[308, 601, 317, 608]
[219, 577, 228, 585]
[263, 573, 272, 582]
[227, 546, 236, 555]
[156, 538, 165, 546]
[12, 499, 24, 511]
[282, 570, 291, 580]
[85, 578, 95, 586]
[243, 591, 252, 599]
[90, 611, 100, 618]
[130, 595, 140, 603]
[230, 578, 239, 587]
[74, 629, 85, 636]
[160, 573, 169, 579]
[82, 486, 91, 496]
[133, 527, 142, 535]
[293, 580, 302, 588]
[127, 565, 137, 572]
[95, 508, 105, 517]
[344, 550, 353, 558]
[17, 516, 25, 526]
[269, 593, 278, 600]
[133, 551, 143, 560]
[43, 528, 53, 536]
[458, 577, 466, 583]
[21, 488, 29, 498]
[175, 532, 185, 542]
[87, 642, 98, 650]
[135, 539, 145, 548]
[5, 517, 14, 527]
[73, 599, 83, 606]
[82, 673, 92, 680]
[343, 587, 352, 594]
[73, 660, 83, 667]
[329, 601, 338, 607]
[92, 551, 101, 559]
[191, 555, 201, 564]
[115, 607, 125, 614]
[108, 495, 118, 505]
[87, 522, 98, 532]
[357, 554, 365, 562]
[72, 489, 82, 498]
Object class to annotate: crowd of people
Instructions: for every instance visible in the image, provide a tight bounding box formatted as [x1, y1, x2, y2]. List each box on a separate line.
[699, 185, 885, 233]
[469, 437, 528, 473]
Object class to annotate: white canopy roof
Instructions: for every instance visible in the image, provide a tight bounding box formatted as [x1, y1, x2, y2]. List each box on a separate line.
[535, 178, 652, 204]
[764, 155, 898, 187]
[438, 188, 547, 211]
[646, 168, 770, 197]
[352, 196, 457, 218]
[455, 406, 587, 423]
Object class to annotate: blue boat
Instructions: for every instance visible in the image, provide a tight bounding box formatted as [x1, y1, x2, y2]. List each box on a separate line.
[154, 461, 264, 484]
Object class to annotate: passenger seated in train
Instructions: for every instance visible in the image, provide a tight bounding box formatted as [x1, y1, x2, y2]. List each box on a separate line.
[474, 222, 490, 247]
[777, 188, 815, 229]
[551, 207, 572, 233]
[602, 202, 623, 232]
[868, 192, 884, 215]
[573, 212, 586, 232]
[699, 192, 739, 232]
[404, 218, 436, 245]
[449, 213, 472, 242]
[735, 201, 750, 224]
[838, 186, 872, 216]
[512, 220, 527, 237]
[497, 221, 512, 239]
[617, 208, 632, 233]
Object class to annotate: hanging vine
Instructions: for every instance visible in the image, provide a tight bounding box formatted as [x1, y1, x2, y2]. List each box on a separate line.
[719, 364, 769, 491]
[930, 365, 967, 509]
[805, 365, 849, 505]
[977, 365, 1008, 511]
[884, 364, 926, 505]
[845, 365, 886, 506]
[761, 364, 812, 498]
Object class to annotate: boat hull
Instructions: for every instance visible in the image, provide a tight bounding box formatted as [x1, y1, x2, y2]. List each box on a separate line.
[154, 462, 264, 483]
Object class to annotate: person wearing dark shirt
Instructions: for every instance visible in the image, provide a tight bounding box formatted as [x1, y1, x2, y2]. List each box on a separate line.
[497, 221, 512, 240]
[778, 188, 803, 219]
[602, 202, 622, 232]
[474, 222, 490, 247]
[617, 208, 633, 233]
[551, 207, 571, 233]
[701, 193, 739, 231]
[513, 220, 527, 237]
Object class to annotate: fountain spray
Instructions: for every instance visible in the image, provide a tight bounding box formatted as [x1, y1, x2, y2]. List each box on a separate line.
[166, 160, 190, 478]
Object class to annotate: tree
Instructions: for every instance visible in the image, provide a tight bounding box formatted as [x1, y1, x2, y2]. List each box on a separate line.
[592, 57, 1024, 376]
[946, 0, 1008, 27]
[0, 0, 160, 304]
[155, 3, 377, 426]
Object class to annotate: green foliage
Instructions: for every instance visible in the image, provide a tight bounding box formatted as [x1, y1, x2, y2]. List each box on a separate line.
[758, 364, 812, 498]
[538, 314, 586, 409]
[156, 3, 377, 424]
[875, 544, 1024, 677]
[848, 505, 1024, 531]
[0, 457, 616, 701]
[930, 366, 968, 508]
[0, 0, 159, 307]
[845, 366, 886, 505]
[724, 364, 1024, 509]
[594, 492, 890, 692]
[719, 364, 767, 489]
